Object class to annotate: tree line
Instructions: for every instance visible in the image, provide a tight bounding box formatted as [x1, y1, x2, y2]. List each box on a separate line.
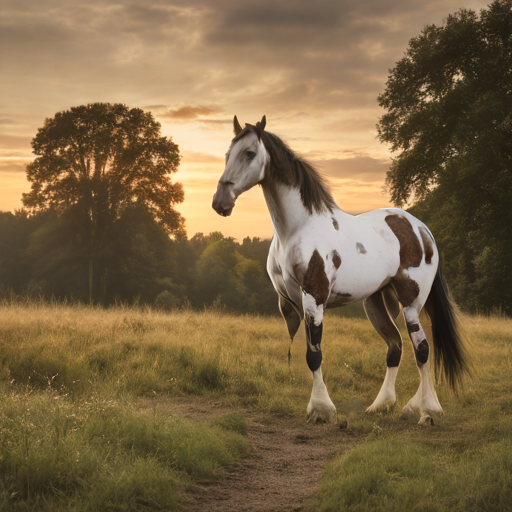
[0, 209, 278, 314]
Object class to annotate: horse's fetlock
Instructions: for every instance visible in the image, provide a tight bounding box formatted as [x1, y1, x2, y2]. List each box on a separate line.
[415, 339, 429, 365]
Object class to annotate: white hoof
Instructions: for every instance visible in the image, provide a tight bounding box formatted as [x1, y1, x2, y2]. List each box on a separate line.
[420, 398, 444, 418]
[366, 393, 397, 414]
[401, 396, 443, 420]
[307, 368, 336, 423]
[401, 401, 419, 420]
[366, 367, 398, 414]
[307, 397, 337, 424]
[418, 413, 435, 426]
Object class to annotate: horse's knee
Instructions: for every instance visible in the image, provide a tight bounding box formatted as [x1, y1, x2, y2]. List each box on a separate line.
[304, 313, 323, 366]
[306, 322, 323, 372]
[403, 308, 429, 367]
[303, 292, 324, 327]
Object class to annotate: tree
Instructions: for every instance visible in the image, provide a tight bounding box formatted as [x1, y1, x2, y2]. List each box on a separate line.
[192, 239, 277, 314]
[23, 103, 184, 303]
[377, 0, 512, 314]
[0, 211, 33, 294]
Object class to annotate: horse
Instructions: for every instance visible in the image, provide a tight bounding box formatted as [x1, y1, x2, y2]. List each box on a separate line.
[212, 115, 470, 425]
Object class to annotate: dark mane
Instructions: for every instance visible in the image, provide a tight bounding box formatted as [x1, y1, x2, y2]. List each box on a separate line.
[234, 125, 336, 214]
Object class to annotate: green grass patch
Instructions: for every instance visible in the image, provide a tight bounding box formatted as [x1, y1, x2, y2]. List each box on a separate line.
[311, 313, 512, 511]
[0, 391, 249, 511]
[312, 435, 512, 512]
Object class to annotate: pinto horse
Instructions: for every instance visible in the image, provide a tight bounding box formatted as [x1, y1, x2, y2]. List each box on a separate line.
[212, 116, 470, 425]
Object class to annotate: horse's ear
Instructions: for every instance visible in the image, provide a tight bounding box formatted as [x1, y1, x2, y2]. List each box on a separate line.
[258, 115, 266, 131]
[233, 115, 243, 136]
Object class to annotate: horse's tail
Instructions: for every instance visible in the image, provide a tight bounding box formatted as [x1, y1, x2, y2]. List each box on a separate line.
[425, 255, 471, 391]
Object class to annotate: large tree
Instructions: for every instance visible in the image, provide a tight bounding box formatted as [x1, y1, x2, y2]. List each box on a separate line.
[377, 0, 512, 314]
[23, 103, 184, 303]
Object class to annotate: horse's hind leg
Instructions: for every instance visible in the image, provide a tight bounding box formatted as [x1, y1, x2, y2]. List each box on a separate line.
[402, 304, 443, 424]
[364, 285, 402, 413]
[278, 295, 301, 363]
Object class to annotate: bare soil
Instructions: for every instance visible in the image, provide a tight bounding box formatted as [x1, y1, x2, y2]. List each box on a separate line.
[160, 398, 360, 512]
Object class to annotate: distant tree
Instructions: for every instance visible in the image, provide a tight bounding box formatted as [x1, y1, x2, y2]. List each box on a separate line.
[0, 211, 33, 293]
[378, 0, 512, 313]
[239, 236, 272, 271]
[27, 211, 88, 299]
[23, 103, 184, 303]
[193, 239, 277, 314]
[104, 205, 180, 303]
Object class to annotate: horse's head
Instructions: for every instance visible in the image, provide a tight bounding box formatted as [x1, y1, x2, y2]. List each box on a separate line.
[212, 115, 268, 217]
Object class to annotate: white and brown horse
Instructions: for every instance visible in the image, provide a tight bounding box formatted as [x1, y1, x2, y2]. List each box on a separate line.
[212, 116, 470, 425]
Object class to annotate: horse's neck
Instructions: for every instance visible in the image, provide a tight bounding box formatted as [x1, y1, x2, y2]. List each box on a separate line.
[262, 182, 315, 243]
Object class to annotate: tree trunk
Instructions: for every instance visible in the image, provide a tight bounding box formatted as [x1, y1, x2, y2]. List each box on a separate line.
[88, 255, 93, 305]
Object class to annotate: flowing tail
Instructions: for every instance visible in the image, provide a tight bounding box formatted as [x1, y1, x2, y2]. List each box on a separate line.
[425, 256, 471, 390]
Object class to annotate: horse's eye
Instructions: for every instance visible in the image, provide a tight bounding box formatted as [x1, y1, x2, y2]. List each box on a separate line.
[246, 150, 256, 159]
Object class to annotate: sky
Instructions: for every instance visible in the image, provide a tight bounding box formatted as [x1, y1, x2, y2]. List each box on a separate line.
[0, 0, 490, 241]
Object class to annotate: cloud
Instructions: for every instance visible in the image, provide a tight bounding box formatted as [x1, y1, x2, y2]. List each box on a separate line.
[0, 117, 17, 125]
[0, 134, 31, 151]
[181, 151, 224, 163]
[143, 104, 169, 111]
[310, 153, 391, 183]
[0, 0, 491, 122]
[324, 117, 379, 133]
[0, 160, 27, 173]
[158, 104, 224, 120]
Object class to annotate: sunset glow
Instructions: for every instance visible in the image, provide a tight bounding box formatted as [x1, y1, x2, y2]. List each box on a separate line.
[0, 0, 490, 240]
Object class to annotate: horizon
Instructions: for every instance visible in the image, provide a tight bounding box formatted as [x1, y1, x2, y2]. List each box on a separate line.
[0, 0, 490, 241]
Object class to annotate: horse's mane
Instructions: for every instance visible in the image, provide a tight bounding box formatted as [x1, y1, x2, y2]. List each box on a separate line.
[234, 125, 336, 214]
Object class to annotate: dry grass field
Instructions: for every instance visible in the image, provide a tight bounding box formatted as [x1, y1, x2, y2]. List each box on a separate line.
[0, 301, 511, 511]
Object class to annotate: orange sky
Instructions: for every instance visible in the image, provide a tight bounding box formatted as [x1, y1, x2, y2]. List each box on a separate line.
[0, 0, 490, 241]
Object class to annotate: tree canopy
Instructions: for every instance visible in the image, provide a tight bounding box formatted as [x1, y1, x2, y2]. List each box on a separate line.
[378, 0, 512, 314]
[22, 103, 185, 303]
[23, 103, 184, 234]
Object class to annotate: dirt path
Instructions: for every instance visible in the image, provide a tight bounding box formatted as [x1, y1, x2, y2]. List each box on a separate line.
[163, 399, 359, 512]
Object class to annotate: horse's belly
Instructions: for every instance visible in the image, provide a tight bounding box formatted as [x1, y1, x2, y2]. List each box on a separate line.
[327, 253, 395, 307]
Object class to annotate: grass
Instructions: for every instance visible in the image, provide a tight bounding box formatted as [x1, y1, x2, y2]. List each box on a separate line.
[310, 314, 512, 512]
[0, 302, 511, 510]
[0, 391, 249, 511]
[0, 303, 258, 510]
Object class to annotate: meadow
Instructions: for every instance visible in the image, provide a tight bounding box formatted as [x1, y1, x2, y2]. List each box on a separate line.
[0, 301, 511, 511]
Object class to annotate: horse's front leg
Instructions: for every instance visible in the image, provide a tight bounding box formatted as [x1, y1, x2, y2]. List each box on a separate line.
[303, 292, 337, 423]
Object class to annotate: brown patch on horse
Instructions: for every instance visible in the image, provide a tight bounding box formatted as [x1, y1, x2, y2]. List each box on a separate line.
[332, 218, 339, 231]
[385, 215, 422, 268]
[303, 250, 329, 305]
[332, 251, 341, 269]
[356, 242, 367, 254]
[392, 269, 420, 307]
[385, 215, 422, 307]
[408, 323, 420, 333]
[419, 227, 434, 265]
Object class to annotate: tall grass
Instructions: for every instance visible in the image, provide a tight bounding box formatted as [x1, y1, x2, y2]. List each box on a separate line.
[0, 302, 259, 511]
[1, 302, 511, 510]
[0, 391, 249, 511]
[311, 314, 512, 511]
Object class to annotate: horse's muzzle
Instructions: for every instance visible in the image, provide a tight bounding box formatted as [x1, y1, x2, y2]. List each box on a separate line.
[212, 182, 235, 217]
